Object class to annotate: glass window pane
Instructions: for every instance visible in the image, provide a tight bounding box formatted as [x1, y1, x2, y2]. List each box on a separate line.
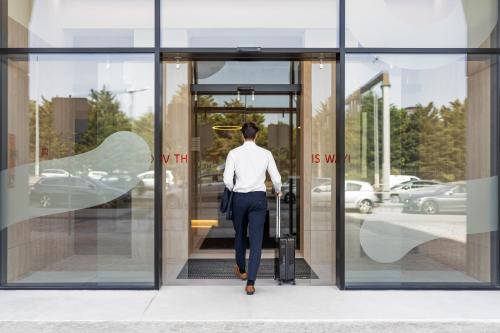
[7, 0, 154, 47]
[161, 0, 339, 48]
[303, 60, 336, 285]
[196, 61, 292, 85]
[346, 1, 499, 48]
[1, 54, 155, 285]
[345, 54, 498, 285]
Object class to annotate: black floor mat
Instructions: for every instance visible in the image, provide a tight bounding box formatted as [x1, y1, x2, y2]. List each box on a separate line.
[199, 237, 276, 249]
[176, 258, 319, 279]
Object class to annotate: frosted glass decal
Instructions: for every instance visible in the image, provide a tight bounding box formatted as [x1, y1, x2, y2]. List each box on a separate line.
[1, 131, 151, 231]
[359, 177, 499, 263]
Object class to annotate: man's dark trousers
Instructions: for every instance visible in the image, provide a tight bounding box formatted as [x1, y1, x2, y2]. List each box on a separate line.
[232, 191, 267, 282]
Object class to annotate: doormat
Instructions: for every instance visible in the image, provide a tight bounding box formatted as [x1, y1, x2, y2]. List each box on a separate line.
[200, 237, 276, 249]
[176, 258, 319, 279]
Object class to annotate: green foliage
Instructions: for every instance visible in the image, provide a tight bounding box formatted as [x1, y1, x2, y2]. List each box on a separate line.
[29, 98, 74, 161]
[76, 87, 132, 154]
[346, 91, 467, 183]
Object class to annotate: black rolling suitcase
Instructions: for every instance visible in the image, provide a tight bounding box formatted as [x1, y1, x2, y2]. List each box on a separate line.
[274, 196, 296, 285]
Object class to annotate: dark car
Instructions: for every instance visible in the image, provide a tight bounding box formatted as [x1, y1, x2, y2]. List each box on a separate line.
[391, 180, 441, 202]
[30, 176, 129, 209]
[402, 183, 466, 215]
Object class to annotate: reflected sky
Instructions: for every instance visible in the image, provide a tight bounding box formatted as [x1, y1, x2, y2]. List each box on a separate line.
[25, 54, 154, 120]
[346, 54, 467, 109]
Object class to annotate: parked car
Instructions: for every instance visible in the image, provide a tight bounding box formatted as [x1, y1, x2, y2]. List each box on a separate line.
[41, 169, 70, 178]
[402, 183, 467, 215]
[88, 170, 108, 180]
[282, 177, 330, 204]
[389, 175, 420, 188]
[390, 180, 441, 202]
[137, 170, 175, 191]
[345, 181, 379, 213]
[30, 176, 129, 209]
[311, 180, 378, 214]
[100, 170, 141, 191]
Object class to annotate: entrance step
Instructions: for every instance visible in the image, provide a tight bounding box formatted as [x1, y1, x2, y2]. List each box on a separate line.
[1, 287, 500, 333]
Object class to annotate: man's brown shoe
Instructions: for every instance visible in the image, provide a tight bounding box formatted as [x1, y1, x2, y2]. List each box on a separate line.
[245, 285, 255, 295]
[233, 265, 248, 280]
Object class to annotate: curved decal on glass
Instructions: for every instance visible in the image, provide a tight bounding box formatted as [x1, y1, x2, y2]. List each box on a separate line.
[359, 177, 498, 263]
[1, 131, 151, 231]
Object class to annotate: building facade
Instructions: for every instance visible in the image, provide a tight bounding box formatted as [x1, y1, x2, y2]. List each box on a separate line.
[0, 0, 499, 290]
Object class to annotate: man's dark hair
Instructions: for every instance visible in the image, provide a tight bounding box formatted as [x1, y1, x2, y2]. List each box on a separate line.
[241, 122, 259, 140]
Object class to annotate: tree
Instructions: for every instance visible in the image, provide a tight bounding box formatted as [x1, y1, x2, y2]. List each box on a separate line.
[76, 87, 132, 154]
[29, 97, 73, 161]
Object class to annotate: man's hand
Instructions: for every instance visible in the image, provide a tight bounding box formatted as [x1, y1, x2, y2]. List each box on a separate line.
[276, 192, 282, 197]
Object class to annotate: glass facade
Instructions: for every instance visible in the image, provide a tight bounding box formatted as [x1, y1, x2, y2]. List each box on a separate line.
[345, 54, 498, 285]
[5, 0, 155, 48]
[346, 1, 499, 48]
[1, 54, 155, 286]
[0, 0, 499, 290]
[161, 0, 339, 48]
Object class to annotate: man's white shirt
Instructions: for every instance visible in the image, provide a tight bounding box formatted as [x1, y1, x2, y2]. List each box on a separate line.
[223, 141, 282, 193]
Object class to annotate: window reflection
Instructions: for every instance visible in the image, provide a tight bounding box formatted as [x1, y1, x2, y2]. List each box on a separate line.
[161, 0, 339, 48]
[346, 0, 499, 48]
[7, 0, 154, 47]
[1, 54, 155, 285]
[345, 54, 498, 284]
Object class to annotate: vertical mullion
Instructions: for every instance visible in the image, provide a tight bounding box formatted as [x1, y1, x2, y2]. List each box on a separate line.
[0, 0, 6, 48]
[0, 54, 7, 286]
[336, 0, 346, 290]
[496, 2, 500, 289]
[154, 0, 163, 290]
[496, 51, 500, 288]
[0, 0, 7, 284]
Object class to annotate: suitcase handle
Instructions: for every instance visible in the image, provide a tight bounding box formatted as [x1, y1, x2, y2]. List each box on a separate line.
[276, 195, 281, 238]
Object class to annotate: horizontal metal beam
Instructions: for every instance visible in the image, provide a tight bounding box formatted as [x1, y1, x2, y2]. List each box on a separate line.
[191, 84, 301, 95]
[162, 48, 339, 60]
[0, 48, 155, 54]
[194, 107, 297, 114]
[345, 48, 500, 54]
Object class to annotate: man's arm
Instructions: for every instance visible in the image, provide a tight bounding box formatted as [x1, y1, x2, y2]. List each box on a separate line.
[267, 152, 282, 194]
[223, 151, 235, 191]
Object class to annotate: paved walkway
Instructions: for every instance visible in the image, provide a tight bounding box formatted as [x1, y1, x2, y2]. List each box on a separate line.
[1, 286, 500, 332]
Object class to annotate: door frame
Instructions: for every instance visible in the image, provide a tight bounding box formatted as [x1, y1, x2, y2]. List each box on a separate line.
[159, 53, 341, 288]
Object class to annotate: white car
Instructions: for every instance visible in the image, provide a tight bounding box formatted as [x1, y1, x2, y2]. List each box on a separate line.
[311, 180, 379, 214]
[345, 181, 379, 214]
[88, 171, 108, 180]
[137, 170, 175, 190]
[40, 169, 70, 178]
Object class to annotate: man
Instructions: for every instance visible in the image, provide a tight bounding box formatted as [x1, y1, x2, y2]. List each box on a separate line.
[223, 122, 282, 295]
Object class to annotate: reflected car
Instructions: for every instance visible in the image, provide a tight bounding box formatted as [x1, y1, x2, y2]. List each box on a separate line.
[30, 176, 129, 208]
[100, 170, 141, 191]
[402, 183, 467, 215]
[137, 170, 175, 191]
[283, 177, 329, 204]
[41, 169, 70, 178]
[88, 170, 108, 180]
[390, 180, 441, 202]
[389, 175, 420, 188]
[311, 180, 378, 214]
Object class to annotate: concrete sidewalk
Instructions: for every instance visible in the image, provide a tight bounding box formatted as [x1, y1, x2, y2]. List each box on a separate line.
[1, 286, 500, 332]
